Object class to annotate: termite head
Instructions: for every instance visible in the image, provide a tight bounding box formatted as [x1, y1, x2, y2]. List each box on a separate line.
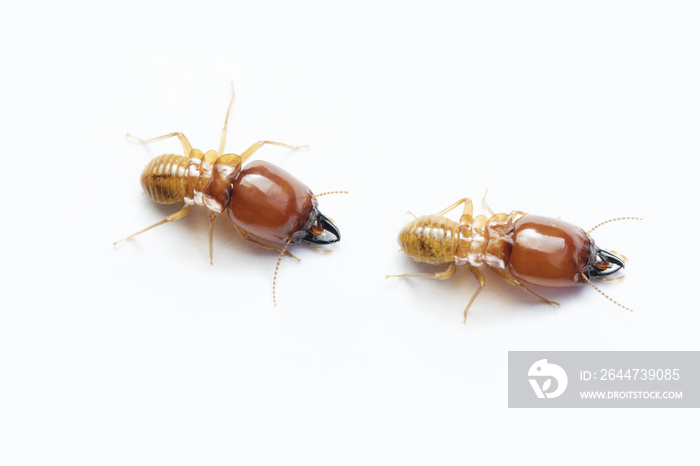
[507, 214, 640, 311]
[228, 161, 342, 247]
[301, 212, 341, 244]
[507, 215, 633, 287]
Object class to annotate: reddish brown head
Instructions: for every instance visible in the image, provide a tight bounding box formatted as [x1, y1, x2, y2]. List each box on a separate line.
[507, 215, 624, 287]
[226, 161, 340, 247]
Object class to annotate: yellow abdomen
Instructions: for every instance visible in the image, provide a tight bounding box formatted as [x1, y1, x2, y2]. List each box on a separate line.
[140, 154, 189, 204]
[397, 215, 460, 265]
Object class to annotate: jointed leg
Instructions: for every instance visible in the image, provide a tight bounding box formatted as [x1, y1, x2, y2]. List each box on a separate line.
[218, 83, 236, 155]
[114, 204, 193, 246]
[386, 262, 457, 280]
[491, 269, 559, 307]
[596, 275, 626, 282]
[239, 140, 308, 164]
[126, 132, 193, 156]
[306, 243, 332, 253]
[481, 189, 495, 216]
[464, 266, 486, 322]
[435, 198, 473, 217]
[509, 210, 528, 221]
[209, 211, 216, 265]
[480, 190, 527, 220]
[233, 225, 301, 262]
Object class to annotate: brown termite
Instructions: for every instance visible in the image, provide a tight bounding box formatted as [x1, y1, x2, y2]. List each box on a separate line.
[115, 84, 343, 305]
[387, 194, 641, 322]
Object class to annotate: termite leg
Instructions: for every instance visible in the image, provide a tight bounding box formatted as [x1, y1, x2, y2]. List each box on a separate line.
[596, 275, 625, 282]
[114, 204, 194, 246]
[239, 141, 308, 164]
[233, 225, 301, 262]
[434, 198, 472, 217]
[209, 211, 216, 265]
[218, 82, 236, 155]
[386, 263, 457, 280]
[126, 131, 193, 156]
[306, 243, 332, 253]
[481, 189, 495, 216]
[464, 266, 486, 322]
[491, 269, 560, 307]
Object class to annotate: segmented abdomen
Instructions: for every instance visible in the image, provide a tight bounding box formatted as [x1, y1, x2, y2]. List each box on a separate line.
[397, 215, 460, 265]
[140, 154, 189, 204]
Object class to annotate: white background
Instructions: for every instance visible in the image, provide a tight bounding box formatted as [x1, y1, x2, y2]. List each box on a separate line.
[2, 1, 699, 464]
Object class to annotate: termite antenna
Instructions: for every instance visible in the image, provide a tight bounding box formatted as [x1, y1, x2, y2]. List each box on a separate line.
[581, 274, 634, 312]
[587, 217, 643, 235]
[312, 190, 349, 199]
[272, 237, 294, 307]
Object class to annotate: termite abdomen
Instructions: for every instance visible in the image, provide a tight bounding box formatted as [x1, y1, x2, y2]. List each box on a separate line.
[140, 154, 189, 204]
[397, 215, 460, 265]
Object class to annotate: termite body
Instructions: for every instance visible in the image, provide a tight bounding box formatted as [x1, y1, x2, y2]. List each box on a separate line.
[388, 197, 638, 321]
[116, 85, 341, 303]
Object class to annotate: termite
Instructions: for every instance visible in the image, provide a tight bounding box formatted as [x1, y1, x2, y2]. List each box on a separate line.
[115, 84, 342, 305]
[387, 194, 641, 322]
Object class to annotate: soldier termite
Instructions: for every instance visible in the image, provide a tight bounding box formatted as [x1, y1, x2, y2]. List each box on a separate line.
[115, 84, 344, 305]
[387, 194, 641, 322]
